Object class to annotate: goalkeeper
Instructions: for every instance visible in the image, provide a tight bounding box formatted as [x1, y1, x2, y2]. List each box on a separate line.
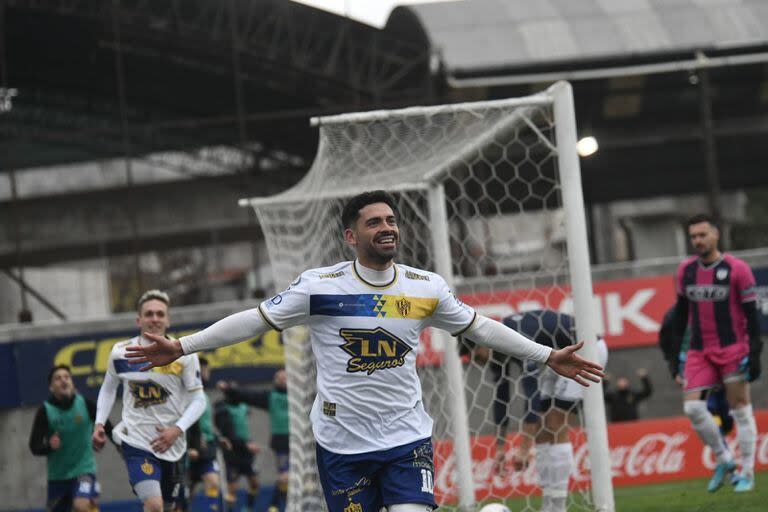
[658, 307, 733, 436]
[125, 190, 604, 512]
[466, 310, 607, 512]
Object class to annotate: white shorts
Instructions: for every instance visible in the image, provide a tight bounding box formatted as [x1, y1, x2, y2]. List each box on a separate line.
[539, 339, 609, 403]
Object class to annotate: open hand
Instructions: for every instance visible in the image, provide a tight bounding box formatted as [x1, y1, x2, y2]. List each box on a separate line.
[126, 332, 184, 371]
[151, 425, 183, 453]
[546, 341, 604, 386]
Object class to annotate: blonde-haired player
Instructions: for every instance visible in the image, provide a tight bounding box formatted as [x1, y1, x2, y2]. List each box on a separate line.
[92, 290, 206, 512]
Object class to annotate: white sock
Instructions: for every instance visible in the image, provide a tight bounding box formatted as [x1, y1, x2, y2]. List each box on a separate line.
[535, 443, 552, 512]
[733, 404, 757, 476]
[547, 443, 572, 512]
[684, 400, 732, 464]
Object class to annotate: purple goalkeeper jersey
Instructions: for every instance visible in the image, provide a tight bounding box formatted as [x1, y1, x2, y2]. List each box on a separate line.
[676, 253, 757, 350]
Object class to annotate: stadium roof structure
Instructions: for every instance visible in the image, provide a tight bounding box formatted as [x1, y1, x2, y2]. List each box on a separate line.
[404, 0, 768, 79]
[0, 0, 433, 269]
[4, 0, 768, 272]
[0, 0, 432, 171]
[398, 0, 768, 208]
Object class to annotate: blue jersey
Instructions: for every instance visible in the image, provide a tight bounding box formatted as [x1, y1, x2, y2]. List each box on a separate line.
[502, 309, 575, 350]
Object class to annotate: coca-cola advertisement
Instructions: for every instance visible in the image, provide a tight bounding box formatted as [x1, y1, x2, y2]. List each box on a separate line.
[432, 410, 768, 503]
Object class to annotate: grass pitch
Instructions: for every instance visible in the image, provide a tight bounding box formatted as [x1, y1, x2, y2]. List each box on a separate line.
[452, 471, 767, 511]
[610, 471, 767, 512]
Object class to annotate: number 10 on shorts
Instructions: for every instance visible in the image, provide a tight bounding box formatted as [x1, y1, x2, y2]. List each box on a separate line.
[420, 469, 434, 494]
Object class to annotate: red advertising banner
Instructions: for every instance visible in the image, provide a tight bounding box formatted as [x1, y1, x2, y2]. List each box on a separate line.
[416, 274, 677, 365]
[432, 410, 768, 504]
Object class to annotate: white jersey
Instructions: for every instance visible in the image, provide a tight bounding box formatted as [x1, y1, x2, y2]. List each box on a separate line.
[258, 261, 476, 454]
[107, 337, 203, 461]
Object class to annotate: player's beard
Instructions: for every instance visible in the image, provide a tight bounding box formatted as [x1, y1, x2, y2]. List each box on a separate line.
[365, 244, 398, 265]
[365, 232, 398, 265]
[695, 243, 716, 260]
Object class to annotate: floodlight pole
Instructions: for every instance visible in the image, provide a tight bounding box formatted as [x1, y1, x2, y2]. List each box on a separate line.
[427, 183, 476, 510]
[551, 81, 615, 512]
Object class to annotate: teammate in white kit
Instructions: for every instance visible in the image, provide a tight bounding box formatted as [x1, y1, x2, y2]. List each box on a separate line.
[92, 290, 206, 512]
[126, 191, 604, 512]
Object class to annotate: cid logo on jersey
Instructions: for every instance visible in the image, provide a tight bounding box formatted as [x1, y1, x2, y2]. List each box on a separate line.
[339, 327, 412, 375]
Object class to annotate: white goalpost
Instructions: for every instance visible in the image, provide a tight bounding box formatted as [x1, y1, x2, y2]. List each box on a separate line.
[240, 81, 614, 512]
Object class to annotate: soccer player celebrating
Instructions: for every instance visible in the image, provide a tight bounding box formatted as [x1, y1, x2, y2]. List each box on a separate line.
[469, 310, 608, 512]
[92, 290, 206, 512]
[126, 191, 604, 512]
[29, 365, 110, 512]
[670, 214, 762, 493]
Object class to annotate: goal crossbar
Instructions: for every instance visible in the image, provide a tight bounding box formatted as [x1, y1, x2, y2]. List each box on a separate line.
[239, 84, 564, 210]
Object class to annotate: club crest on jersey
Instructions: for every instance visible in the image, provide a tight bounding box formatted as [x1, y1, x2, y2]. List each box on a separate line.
[129, 381, 171, 408]
[716, 268, 729, 280]
[396, 298, 411, 317]
[339, 327, 411, 375]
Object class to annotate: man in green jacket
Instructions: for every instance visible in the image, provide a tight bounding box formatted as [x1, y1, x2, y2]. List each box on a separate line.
[29, 365, 111, 512]
[215, 383, 261, 511]
[186, 357, 222, 512]
[221, 369, 289, 512]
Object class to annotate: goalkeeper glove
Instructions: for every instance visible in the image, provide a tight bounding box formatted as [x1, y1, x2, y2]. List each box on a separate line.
[739, 353, 761, 382]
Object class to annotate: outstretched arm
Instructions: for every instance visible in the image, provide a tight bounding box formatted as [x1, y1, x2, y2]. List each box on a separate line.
[126, 308, 271, 369]
[224, 387, 270, 410]
[635, 369, 653, 401]
[463, 315, 604, 386]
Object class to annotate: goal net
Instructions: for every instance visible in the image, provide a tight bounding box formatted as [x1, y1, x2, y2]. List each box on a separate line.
[242, 81, 612, 511]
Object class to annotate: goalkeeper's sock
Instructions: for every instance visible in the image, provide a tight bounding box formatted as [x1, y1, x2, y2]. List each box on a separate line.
[733, 404, 757, 476]
[684, 400, 733, 464]
[547, 442, 573, 512]
[535, 443, 552, 512]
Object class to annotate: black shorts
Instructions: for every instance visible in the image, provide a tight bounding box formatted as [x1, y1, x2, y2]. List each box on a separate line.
[223, 449, 257, 482]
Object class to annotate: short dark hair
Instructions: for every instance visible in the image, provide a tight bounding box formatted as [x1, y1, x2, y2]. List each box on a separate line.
[199, 356, 209, 367]
[340, 190, 399, 229]
[48, 365, 71, 384]
[686, 213, 717, 229]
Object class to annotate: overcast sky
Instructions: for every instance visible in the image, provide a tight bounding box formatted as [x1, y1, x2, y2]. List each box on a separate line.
[291, 0, 458, 28]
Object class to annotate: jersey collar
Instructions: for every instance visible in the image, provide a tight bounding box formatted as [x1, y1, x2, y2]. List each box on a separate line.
[352, 260, 398, 289]
[698, 253, 724, 270]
